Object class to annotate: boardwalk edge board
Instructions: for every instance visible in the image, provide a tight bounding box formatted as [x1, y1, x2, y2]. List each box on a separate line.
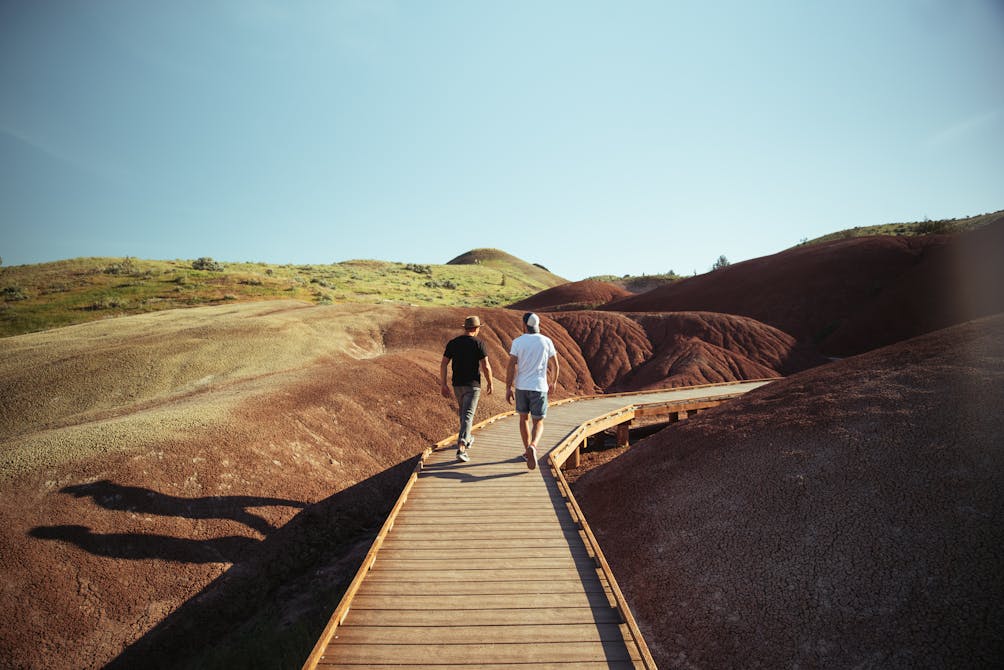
[301, 379, 776, 670]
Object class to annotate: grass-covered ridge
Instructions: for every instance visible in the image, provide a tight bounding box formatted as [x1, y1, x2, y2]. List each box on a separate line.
[797, 210, 1002, 246]
[0, 252, 565, 338]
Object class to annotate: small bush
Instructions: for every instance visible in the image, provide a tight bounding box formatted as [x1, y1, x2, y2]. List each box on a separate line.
[192, 257, 225, 271]
[424, 279, 458, 290]
[2, 286, 28, 301]
[86, 295, 128, 310]
[104, 257, 137, 275]
[405, 263, 433, 275]
[916, 218, 952, 235]
[711, 255, 730, 271]
[239, 278, 264, 286]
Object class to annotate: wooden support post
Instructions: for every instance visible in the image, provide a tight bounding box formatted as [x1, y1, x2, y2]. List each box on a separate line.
[616, 421, 631, 448]
[571, 440, 582, 469]
[677, 410, 689, 421]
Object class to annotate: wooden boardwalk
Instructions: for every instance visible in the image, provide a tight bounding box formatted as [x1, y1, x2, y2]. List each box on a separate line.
[305, 381, 772, 669]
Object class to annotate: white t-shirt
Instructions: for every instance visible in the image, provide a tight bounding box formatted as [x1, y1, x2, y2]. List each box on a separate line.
[509, 333, 557, 392]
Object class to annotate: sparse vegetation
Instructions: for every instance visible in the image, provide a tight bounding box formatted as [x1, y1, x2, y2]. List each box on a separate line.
[0, 253, 563, 338]
[586, 272, 682, 294]
[798, 210, 1001, 247]
[404, 263, 433, 275]
[3, 286, 28, 301]
[712, 255, 730, 271]
[192, 257, 225, 272]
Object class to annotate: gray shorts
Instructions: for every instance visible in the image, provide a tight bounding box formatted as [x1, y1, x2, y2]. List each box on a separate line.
[515, 389, 548, 419]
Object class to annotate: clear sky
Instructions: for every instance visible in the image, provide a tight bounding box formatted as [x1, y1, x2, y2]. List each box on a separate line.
[2, 1, 1002, 280]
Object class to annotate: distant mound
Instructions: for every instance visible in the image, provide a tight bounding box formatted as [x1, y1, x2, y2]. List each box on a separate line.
[574, 314, 1004, 668]
[602, 216, 1004, 356]
[446, 248, 566, 288]
[551, 311, 825, 391]
[508, 279, 631, 312]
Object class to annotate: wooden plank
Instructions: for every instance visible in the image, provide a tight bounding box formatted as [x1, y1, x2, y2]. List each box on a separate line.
[357, 580, 610, 596]
[377, 550, 590, 562]
[370, 557, 598, 571]
[332, 622, 633, 644]
[337, 607, 623, 626]
[349, 592, 617, 610]
[319, 662, 643, 670]
[321, 640, 640, 665]
[364, 568, 602, 582]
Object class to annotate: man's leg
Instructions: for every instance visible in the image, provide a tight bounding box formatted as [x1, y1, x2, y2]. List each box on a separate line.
[518, 413, 531, 447]
[530, 417, 545, 447]
[454, 386, 480, 450]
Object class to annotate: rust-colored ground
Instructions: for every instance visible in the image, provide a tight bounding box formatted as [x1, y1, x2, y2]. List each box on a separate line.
[509, 278, 632, 311]
[0, 303, 598, 670]
[3, 225, 1002, 669]
[552, 310, 825, 390]
[603, 218, 1004, 356]
[573, 314, 1004, 669]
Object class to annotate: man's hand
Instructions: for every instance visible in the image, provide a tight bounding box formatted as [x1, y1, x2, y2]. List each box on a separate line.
[505, 386, 514, 404]
[485, 380, 494, 396]
[440, 383, 452, 399]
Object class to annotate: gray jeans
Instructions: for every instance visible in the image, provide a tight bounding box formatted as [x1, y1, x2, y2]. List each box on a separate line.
[453, 385, 482, 447]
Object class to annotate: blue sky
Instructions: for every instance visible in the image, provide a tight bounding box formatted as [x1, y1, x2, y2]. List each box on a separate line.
[2, 0, 1002, 280]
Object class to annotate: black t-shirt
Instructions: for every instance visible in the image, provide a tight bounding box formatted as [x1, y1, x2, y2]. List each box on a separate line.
[444, 335, 488, 387]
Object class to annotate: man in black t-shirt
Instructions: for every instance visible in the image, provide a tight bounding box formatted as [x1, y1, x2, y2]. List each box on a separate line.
[441, 315, 494, 462]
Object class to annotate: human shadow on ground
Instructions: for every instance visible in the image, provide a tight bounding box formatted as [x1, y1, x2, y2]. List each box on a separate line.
[60, 480, 305, 536]
[96, 456, 420, 670]
[29, 525, 258, 563]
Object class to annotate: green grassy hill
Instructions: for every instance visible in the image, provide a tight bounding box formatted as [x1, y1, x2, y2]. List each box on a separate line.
[797, 210, 1002, 246]
[446, 248, 566, 288]
[0, 251, 564, 338]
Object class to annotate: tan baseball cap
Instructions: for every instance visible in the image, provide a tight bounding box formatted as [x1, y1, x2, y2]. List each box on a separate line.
[464, 315, 481, 329]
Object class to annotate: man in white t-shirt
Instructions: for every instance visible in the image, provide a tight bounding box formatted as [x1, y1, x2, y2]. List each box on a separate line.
[505, 312, 560, 470]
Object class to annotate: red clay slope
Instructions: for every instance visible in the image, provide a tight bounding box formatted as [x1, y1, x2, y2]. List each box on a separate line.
[573, 313, 1004, 669]
[508, 279, 632, 312]
[552, 311, 825, 391]
[602, 215, 1004, 357]
[0, 303, 596, 670]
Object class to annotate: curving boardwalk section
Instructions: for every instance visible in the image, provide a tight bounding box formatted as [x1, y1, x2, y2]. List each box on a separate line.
[304, 381, 772, 669]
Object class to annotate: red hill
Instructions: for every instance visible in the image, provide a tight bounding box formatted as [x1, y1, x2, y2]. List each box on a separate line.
[551, 311, 825, 391]
[508, 279, 632, 312]
[573, 314, 1004, 668]
[602, 216, 1004, 356]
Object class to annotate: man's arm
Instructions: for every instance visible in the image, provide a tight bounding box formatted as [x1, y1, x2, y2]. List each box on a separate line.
[480, 357, 494, 395]
[550, 352, 560, 390]
[505, 354, 517, 404]
[440, 356, 452, 398]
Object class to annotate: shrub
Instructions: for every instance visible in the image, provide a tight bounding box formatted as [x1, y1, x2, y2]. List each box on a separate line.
[424, 279, 458, 290]
[103, 257, 137, 275]
[405, 263, 433, 275]
[2, 285, 28, 301]
[711, 255, 730, 271]
[192, 257, 225, 271]
[916, 218, 952, 235]
[86, 295, 128, 310]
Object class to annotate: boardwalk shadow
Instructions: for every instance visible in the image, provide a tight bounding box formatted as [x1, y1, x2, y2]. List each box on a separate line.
[36, 457, 420, 669]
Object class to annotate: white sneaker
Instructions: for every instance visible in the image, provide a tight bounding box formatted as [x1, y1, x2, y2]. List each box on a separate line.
[457, 448, 470, 463]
